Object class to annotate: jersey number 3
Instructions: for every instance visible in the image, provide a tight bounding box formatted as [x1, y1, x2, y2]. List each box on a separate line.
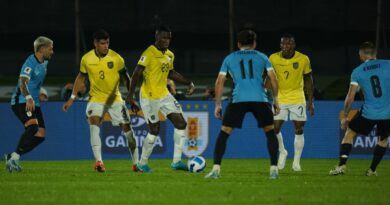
[370, 75, 382, 97]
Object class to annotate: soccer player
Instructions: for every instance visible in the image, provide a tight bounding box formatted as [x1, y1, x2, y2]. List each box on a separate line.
[63, 30, 138, 172]
[205, 29, 280, 179]
[127, 26, 195, 172]
[329, 42, 390, 176]
[268, 34, 314, 171]
[4, 36, 54, 172]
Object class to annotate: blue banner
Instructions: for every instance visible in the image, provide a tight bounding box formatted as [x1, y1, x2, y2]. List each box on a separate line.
[0, 101, 388, 160]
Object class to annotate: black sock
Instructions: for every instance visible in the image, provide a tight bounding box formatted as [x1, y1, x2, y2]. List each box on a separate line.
[16, 125, 44, 155]
[265, 130, 278, 166]
[370, 145, 386, 171]
[213, 130, 230, 165]
[339, 143, 352, 166]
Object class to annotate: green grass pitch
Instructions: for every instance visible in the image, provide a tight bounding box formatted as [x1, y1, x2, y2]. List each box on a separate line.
[1, 159, 389, 205]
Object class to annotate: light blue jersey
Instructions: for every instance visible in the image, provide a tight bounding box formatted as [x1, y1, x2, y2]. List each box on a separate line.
[219, 50, 273, 103]
[11, 54, 48, 107]
[351, 59, 390, 120]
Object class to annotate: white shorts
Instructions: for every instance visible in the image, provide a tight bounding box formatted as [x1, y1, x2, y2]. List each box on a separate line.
[274, 104, 307, 121]
[86, 101, 131, 126]
[140, 93, 183, 124]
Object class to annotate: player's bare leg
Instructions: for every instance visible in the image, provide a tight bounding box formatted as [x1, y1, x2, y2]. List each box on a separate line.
[292, 121, 305, 171]
[274, 120, 288, 170]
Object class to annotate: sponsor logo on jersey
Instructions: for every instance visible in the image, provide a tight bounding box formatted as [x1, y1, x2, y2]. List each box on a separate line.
[139, 56, 146, 63]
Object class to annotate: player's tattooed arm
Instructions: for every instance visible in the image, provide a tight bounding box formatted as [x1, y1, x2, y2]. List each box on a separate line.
[19, 77, 31, 97]
[20, 76, 35, 111]
[304, 73, 315, 116]
[168, 70, 195, 95]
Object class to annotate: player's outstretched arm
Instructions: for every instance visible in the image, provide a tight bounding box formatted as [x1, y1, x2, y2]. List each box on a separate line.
[341, 84, 358, 129]
[62, 73, 86, 112]
[304, 73, 315, 116]
[267, 69, 280, 115]
[127, 65, 144, 114]
[168, 70, 195, 95]
[214, 74, 226, 119]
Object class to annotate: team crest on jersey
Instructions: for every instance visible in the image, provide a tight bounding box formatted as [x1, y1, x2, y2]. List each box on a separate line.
[293, 62, 299, 69]
[139, 56, 146, 63]
[24, 67, 32, 74]
[107, 61, 114, 69]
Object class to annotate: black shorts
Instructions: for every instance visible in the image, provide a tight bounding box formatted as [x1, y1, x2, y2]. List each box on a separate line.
[349, 112, 390, 137]
[11, 104, 46, 128]
[222, 102, 274, 128]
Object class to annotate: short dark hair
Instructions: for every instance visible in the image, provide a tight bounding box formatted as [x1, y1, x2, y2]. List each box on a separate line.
[237, 30, 257, 46]
[93, 29, 110, 41]
[359, 41, 376, 55]
[281, 33, 295, 41]
[156, 25, 171, 33]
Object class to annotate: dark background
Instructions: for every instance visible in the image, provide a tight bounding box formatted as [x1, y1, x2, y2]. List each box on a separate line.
[1, 0, 389, 98]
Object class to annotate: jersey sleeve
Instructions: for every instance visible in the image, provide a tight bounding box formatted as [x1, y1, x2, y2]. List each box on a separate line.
[350, 69, 359, 86]
[219, 56, 229, 75]
[80, 57, 87, 74]
[303, 56, 312, 74]
[169, 53, 175, 70]
[19, 63, 34, 80]
[117, 55, 126, 71]
[137, 50, 151, 68]
[264, 56, 274, 71]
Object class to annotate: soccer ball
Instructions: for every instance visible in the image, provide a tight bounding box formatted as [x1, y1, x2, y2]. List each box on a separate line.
[187, 156, 206, 173]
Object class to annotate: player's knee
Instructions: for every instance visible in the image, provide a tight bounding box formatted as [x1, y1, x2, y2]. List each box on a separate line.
[174, 121, 187, 130]
[342, 128, 356, 144]
[263, 125, 275, 133]
[35, 128, 46, 137]
[149, 128, 159, 136]
[378, 136, 388, 147]
[25, 124, 39, 136]
[121, 123, 131, 132]
[24, 118, 38, 127]
[274, 127, 281, 134]
[295, 129, 304, 135]
[221, 126, 233, 134]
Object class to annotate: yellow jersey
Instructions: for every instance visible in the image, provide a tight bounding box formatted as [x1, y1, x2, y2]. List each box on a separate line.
[80, 49, 125, 104]
[269, 51, 312, 104]
[137, 45, 174, 100]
